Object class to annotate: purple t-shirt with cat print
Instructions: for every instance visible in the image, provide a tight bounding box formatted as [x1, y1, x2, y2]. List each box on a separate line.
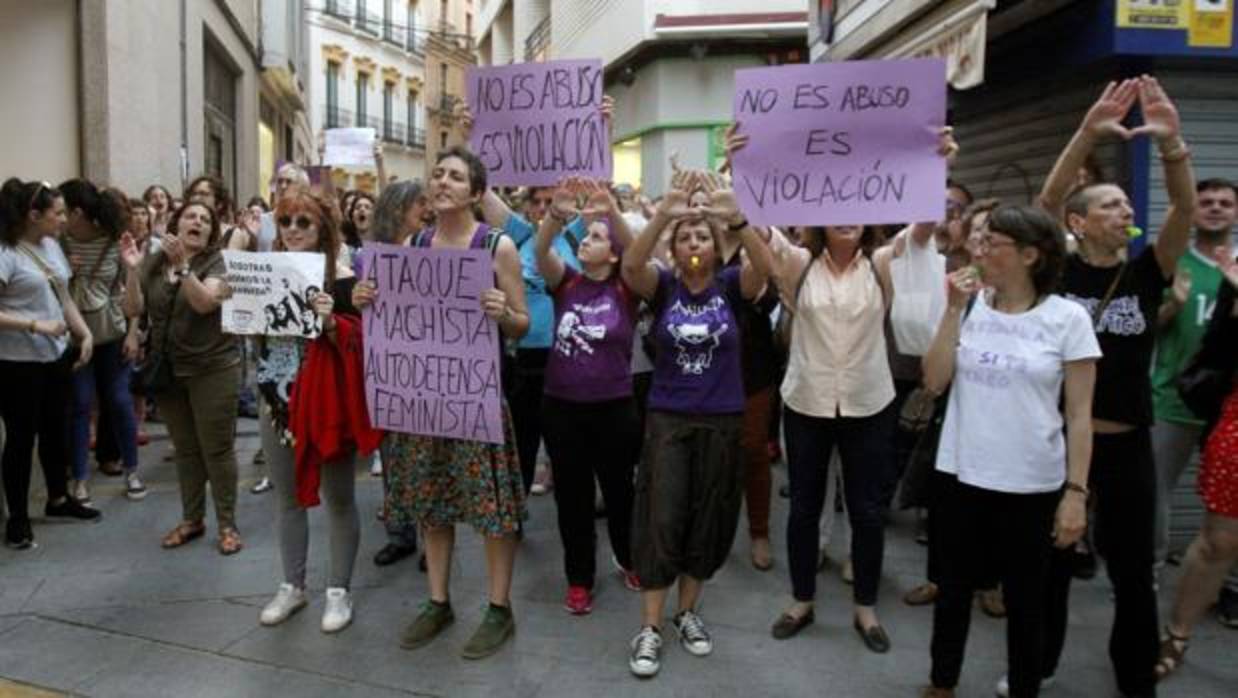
[544, 267, 637, 403]
[648, 266, 745, 415]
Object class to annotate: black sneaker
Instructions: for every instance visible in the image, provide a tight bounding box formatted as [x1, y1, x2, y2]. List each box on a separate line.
[1218, 587, 1238, 629]
[373, 543, 417, 567]
[45, 497, 101, 521]
[4, 519, 36, 550]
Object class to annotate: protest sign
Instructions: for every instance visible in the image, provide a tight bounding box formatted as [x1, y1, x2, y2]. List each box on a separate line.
[357, 243, 503, 444]
[221, 251, 326, 338]
[323, 127, 377, 167]
[731, 58, 946, 227]
[467, 59, 611, 186]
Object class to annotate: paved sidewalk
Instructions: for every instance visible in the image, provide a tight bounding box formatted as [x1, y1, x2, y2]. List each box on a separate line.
[1, 420, 1234, 697]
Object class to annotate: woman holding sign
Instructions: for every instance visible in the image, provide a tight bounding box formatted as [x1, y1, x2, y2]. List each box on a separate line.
[253, 187, 373, 634]
[119, 200, 243, 555]
[620, 169, 772, 678]
[352, 146, 530, 660]
[534, 176, 640, 615]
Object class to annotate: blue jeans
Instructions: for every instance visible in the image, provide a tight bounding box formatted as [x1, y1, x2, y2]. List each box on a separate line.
[72, 339, 137, 479]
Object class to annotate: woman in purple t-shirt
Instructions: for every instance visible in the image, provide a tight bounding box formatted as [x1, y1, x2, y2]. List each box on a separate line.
[534, 176, 639, 617]
[619, 170, 773, 678]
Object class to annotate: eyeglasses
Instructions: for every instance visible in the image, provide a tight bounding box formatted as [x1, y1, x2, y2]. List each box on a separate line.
[977, 234, 1019, 252]
[277, 215, 315, 230]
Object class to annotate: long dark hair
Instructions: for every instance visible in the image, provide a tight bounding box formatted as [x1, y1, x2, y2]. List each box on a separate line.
[341, 192, 375, 248]
[0, 178, 61, 246]
[799, 226, 879, 260]
[59, 178, 127, 239]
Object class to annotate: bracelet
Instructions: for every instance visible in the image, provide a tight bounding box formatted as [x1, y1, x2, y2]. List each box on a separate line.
[1064, 481, 1089, 497]
[28, 318, 38, 333]
[1159, 141, 1191, 163]
[728, 218, 749, 232]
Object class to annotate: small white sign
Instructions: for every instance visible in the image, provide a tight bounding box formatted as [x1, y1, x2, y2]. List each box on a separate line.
[221, 251, 327, 338]
[323, 127, 377, 167]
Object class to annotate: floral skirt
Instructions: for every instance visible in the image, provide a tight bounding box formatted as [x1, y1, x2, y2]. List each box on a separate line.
[1200, 388, 1238, 519]
[382, 401, 526, 536]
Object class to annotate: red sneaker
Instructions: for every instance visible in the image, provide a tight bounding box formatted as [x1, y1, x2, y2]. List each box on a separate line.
[564, 585, 592, 615]
[620, 569, 642, 592]
[136, 431, 151, 446]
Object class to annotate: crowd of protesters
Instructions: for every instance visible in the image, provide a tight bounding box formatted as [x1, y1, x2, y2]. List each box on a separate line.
[1, 75, 1236, 697]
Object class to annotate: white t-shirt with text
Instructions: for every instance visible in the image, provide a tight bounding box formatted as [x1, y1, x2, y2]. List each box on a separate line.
[935, 293, 1101, 494]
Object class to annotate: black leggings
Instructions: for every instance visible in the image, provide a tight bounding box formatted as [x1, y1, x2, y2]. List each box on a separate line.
[784, 403, 895, 606]
[507, 348, 549, 493]
[929, 473, 1058, 697]
[541, 395, 639, 588]
[0, 356, 73, 524]
[1043, 429, 1159, 697]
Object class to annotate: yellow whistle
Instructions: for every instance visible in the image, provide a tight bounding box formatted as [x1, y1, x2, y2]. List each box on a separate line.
[690, 255, 701, 268]
[1127, 225, 1143, 239]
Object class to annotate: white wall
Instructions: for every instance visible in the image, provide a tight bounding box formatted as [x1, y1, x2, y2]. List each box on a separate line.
[0, 0, 80, 183]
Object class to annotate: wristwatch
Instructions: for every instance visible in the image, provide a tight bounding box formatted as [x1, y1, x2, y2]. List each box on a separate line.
[1064, 481, 1089, 497]
[173, 266, 191, 281]
[727, 217, 749, 232]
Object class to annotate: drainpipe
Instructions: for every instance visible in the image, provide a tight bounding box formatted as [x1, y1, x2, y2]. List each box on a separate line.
[180, 0, 189, 187]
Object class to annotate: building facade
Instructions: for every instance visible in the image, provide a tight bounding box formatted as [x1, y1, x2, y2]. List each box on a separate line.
[424, 0, 479, 169]
[0, 0, 303, 204]
[305, 0, 431, 192]
[475, 0, 808, 196]
[260, 0, 317, 201]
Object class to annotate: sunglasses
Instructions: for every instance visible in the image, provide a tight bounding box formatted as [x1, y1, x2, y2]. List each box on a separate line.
[277, 215, 315, 230]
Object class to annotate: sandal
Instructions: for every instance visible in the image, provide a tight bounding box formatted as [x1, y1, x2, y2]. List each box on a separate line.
[161, 521, 205, 549]
[217, 527, 244, 556]
[1154, 627, 1189, 681]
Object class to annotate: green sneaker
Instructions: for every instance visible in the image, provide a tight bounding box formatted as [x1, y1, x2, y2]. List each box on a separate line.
[460, 603, 515, 659]
[399, 600, 454, 650]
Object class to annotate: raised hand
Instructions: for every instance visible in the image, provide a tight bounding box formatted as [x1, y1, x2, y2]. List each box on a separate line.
[1130, 75, 1181, 143]
[723, 122, 749, 165]
[1169, 266, 1192, 305]
[938, 126, 959, 164]
[161, 234, 186, 268]
[600, 94, 614, 121]
[373, 138, 385, 163]
[657, 171, 697, 219]
[1080, 79, 1140, 141]
[550, 177, 582, 222]
[946, 266, 981, 310]
[580, 179, 618, 220]
[454, 100, 474, 140]
[697, 171, 742, 224]
[119, 233, 144, 270]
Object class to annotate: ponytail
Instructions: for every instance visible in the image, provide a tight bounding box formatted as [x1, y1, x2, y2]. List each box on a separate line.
[1, 177, 60, 246]
[59, 178, 126, 239]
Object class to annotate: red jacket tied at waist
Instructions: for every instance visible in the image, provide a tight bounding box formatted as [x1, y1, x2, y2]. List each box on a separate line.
[288, 314, 382, 507]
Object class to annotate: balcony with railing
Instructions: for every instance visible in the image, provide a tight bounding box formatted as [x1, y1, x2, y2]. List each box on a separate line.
[323, 0, 351, 21]
[429, 20, 474, 53]
[525, 16, 550, 61]
[356, 10, 382, 35]
[406, 30, 426, 55]
[324, 105, 352, 130]
[324, 106, 424, 150]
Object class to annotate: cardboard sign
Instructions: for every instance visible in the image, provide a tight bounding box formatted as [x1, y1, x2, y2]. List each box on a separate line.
[323, 128, 377, 167]
[731, 58, 947, 227]
[221, 251, 326, 337]
[357, 243, 503, 444]
[467, 59, 611, 186]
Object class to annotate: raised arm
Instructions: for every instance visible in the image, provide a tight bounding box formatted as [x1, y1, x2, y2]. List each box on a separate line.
[118, 232, 146, 318]
[536, 179, 580, 291]
[623, 172, 695, 299]
[1135, 77, 1196, 276]
[1039, 79, 1140, 220]
[698, 172, 771, 299]
[921, 267, 979, 394]
[581, 178, 635, 251]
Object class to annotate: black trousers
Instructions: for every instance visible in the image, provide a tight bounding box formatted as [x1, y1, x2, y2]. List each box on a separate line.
[507, 348, 549, 493]
[1043, 429, 1159, 697]
[784, 403, 894, 606]
[541, 395, 639, 588]
[929, 473, 1058, 697]
[0, 356, 73, 524]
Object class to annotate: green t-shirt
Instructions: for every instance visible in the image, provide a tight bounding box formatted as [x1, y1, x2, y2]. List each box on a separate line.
[1151, 246, 1223, 424]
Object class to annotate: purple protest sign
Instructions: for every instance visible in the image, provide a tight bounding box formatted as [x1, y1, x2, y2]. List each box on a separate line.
[467, 59, 611, 187]
[357, 243, 503, 445]
[731, 58, 947, 227]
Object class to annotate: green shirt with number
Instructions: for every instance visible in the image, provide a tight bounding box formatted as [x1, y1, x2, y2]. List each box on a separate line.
[1151, 247, 1223, 425]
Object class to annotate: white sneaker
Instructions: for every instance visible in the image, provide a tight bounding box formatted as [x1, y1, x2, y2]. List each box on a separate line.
[369, 453, 382, 477]
[259, 583, 307, 626]
[125, 472, 148, 501]
[71, 479, 91, 504]
[672, 609, 713, 656]
[321, 587, 353, 633]
[995, 673, 1055, 697]
[629, 625, 663, 677]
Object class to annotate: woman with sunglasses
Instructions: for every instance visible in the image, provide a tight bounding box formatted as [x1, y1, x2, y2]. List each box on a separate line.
[920, 205, 1099, 698]
[0, 178, 102, 549]
[352, 146, 530, 660]
[255, 188, 369, 633]
[1031, 76, 1194, 698]
[58, 180, 144, 504]
[120, 200, 242, 555]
